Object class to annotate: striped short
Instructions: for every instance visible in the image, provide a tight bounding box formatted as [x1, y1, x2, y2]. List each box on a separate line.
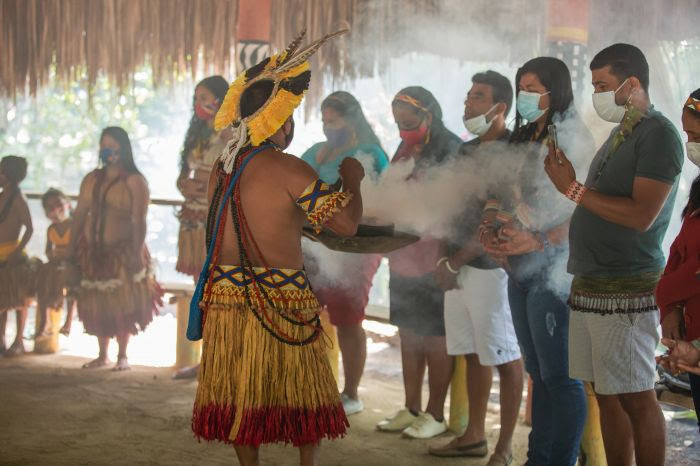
[568, 309, 659, 395]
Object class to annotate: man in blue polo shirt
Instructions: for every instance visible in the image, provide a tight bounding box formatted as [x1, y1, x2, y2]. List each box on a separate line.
[544, 43, 683, 466]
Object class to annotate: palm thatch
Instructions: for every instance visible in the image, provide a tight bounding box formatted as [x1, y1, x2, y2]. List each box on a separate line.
[1, 0, 698, 108]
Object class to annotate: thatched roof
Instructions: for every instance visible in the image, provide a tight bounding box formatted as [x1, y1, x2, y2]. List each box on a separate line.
[2, 0, 698, 106]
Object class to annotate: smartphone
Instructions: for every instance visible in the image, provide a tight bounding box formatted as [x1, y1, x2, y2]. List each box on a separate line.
[547, 124, 563, 165]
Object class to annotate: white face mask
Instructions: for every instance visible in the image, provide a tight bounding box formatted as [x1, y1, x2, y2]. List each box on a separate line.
[463, 104, 498, 136]
[687, 142, 700, 168]
[592, 78, 629, 123]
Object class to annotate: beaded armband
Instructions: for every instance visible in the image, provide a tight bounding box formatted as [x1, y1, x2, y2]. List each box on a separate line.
[483, 199, 501, 212]
[296, 179, 352, 233]
[565, 181, 588, 204]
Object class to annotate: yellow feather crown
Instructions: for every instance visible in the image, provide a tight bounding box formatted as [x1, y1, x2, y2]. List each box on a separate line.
[214, 28, 348, 146]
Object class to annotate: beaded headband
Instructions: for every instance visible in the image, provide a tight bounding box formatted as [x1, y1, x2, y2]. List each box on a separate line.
[393, 94, 430, 114]
[686, 96, 700, 114]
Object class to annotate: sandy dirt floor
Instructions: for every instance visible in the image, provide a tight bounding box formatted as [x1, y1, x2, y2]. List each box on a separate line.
[0, 321, 699, 465]
[0, 343, 530, 465]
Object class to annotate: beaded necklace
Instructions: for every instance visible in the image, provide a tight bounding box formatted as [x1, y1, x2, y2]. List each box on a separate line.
[594, 105, 647, 181]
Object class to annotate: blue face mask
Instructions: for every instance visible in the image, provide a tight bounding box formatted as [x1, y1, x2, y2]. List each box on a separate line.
[517, 90, 549, 122]
[323, 126, 350, 148]
[99, 148, 119, 165]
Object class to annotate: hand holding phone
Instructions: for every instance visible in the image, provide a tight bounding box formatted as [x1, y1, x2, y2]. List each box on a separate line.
[547, 124, 563, 165]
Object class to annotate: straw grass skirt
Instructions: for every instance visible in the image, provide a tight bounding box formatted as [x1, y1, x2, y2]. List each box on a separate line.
[192, 266, 348, 447]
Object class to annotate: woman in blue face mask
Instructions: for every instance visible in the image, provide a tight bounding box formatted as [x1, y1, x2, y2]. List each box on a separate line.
[479, 57, 595, 466]
[300, 91, 388, 416]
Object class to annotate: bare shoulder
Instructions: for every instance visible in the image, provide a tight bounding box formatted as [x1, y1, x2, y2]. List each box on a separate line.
[125, 172, 149, 194]
[275, 150, 318, 183]
[79, 169, 100, 193]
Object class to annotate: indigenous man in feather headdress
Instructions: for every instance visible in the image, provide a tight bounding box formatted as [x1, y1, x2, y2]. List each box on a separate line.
[187, 29, 362, 465]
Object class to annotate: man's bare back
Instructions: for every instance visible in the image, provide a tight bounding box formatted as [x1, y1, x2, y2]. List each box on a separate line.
[208, 147, 363, 269]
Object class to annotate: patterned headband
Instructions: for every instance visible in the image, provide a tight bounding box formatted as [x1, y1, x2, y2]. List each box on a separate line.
[393, 94, 430, 114]
[686, 96, 700, 113]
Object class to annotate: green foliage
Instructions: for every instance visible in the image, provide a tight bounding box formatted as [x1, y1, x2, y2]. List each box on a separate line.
[0, 67, 191, 196]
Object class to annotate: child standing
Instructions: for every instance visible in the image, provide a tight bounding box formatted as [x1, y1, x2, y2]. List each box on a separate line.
[0, 156, 34, 355]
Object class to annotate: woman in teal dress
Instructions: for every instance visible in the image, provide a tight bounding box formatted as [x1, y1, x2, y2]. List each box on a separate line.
[301, 91, 388, 416]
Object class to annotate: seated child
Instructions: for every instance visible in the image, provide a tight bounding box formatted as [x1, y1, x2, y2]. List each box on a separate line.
[36, 188, 77, 337]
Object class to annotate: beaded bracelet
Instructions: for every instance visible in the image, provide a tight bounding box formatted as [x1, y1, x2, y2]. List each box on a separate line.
[565, 181, 588, 204]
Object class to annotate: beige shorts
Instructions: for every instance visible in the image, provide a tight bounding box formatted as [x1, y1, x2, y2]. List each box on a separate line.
[569, 309, 659, 395]
[444, 266, 520, 366]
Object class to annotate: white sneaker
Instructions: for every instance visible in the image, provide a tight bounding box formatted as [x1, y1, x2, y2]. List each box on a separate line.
[401, 412, 447, 439]
[341, 393, 364, 415]
[376, 408, 420, 431]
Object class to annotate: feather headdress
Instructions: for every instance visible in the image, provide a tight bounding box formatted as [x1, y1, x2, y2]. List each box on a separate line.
[215, 28, 348, 173]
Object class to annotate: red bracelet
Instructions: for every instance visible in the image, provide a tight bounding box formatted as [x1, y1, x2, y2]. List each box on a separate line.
[565, 181, 587, 204]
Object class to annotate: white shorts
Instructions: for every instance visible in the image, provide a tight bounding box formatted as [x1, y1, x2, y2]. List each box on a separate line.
[444, 266, 521, 366]
[569, 309, 660, 395]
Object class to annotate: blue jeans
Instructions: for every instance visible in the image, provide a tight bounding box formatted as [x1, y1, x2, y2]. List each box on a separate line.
[508, 277, 586, 466]
[690, 373, 700, 435]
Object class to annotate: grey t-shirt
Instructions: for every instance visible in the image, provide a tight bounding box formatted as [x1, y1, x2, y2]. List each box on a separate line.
[568, 108, 684, 277]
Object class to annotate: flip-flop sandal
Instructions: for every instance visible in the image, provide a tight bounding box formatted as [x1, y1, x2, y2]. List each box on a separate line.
[429, 439, 488, 457]
[486, 452, 513, 466]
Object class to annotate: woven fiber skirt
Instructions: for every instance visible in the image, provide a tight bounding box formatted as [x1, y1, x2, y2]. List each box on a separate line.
[192, 265, 348, 447]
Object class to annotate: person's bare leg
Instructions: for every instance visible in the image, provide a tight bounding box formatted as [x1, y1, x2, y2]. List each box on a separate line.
[299, 442, 320, 466]
[597, 393, 634, 466]
[114, 332, 131, 370]
[618, 390, 665, 466]
[36, 300, 51, 337]
[447, 354, 492, 447]
[424, 335, 453, 421]
[60, 299, 76, 336]
[493, 358, 524, 457]
[0, 310, 7, 352]
[83, 336, 111, 368]
[399, 328, 426, 413]
[337, 323, 366, 400]
[8, 307, 27, 354]
[234, 445, 260, 466]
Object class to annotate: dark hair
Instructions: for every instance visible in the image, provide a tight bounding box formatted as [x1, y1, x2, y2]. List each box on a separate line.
[683, 88, 700, 217]
[240, 79, 275, 119]
[179, 75, 229, 175]
[100, 126, 141, 175]
[321, 91, 384, 151]
[0, 155, 27, 185]
[590, 43, 649, 93]
[472, 70, 513, 116]
[393, 86, 444, 131]
[512, 57, 574, 143]
[41, 187, 67, 210]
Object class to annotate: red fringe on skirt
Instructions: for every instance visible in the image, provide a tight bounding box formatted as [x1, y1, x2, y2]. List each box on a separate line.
[192, 402, 348, 448]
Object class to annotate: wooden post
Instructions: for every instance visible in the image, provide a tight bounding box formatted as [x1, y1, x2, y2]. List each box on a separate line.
[448, 356, 469, 434]
[320, 308, 339, 383]
[580, 382, 607, 465]
[33, 301, 61, 354]
[175, 291, 201, 368]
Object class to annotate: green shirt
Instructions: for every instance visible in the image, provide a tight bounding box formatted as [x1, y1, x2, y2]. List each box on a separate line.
[568, 108, 684, 277]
